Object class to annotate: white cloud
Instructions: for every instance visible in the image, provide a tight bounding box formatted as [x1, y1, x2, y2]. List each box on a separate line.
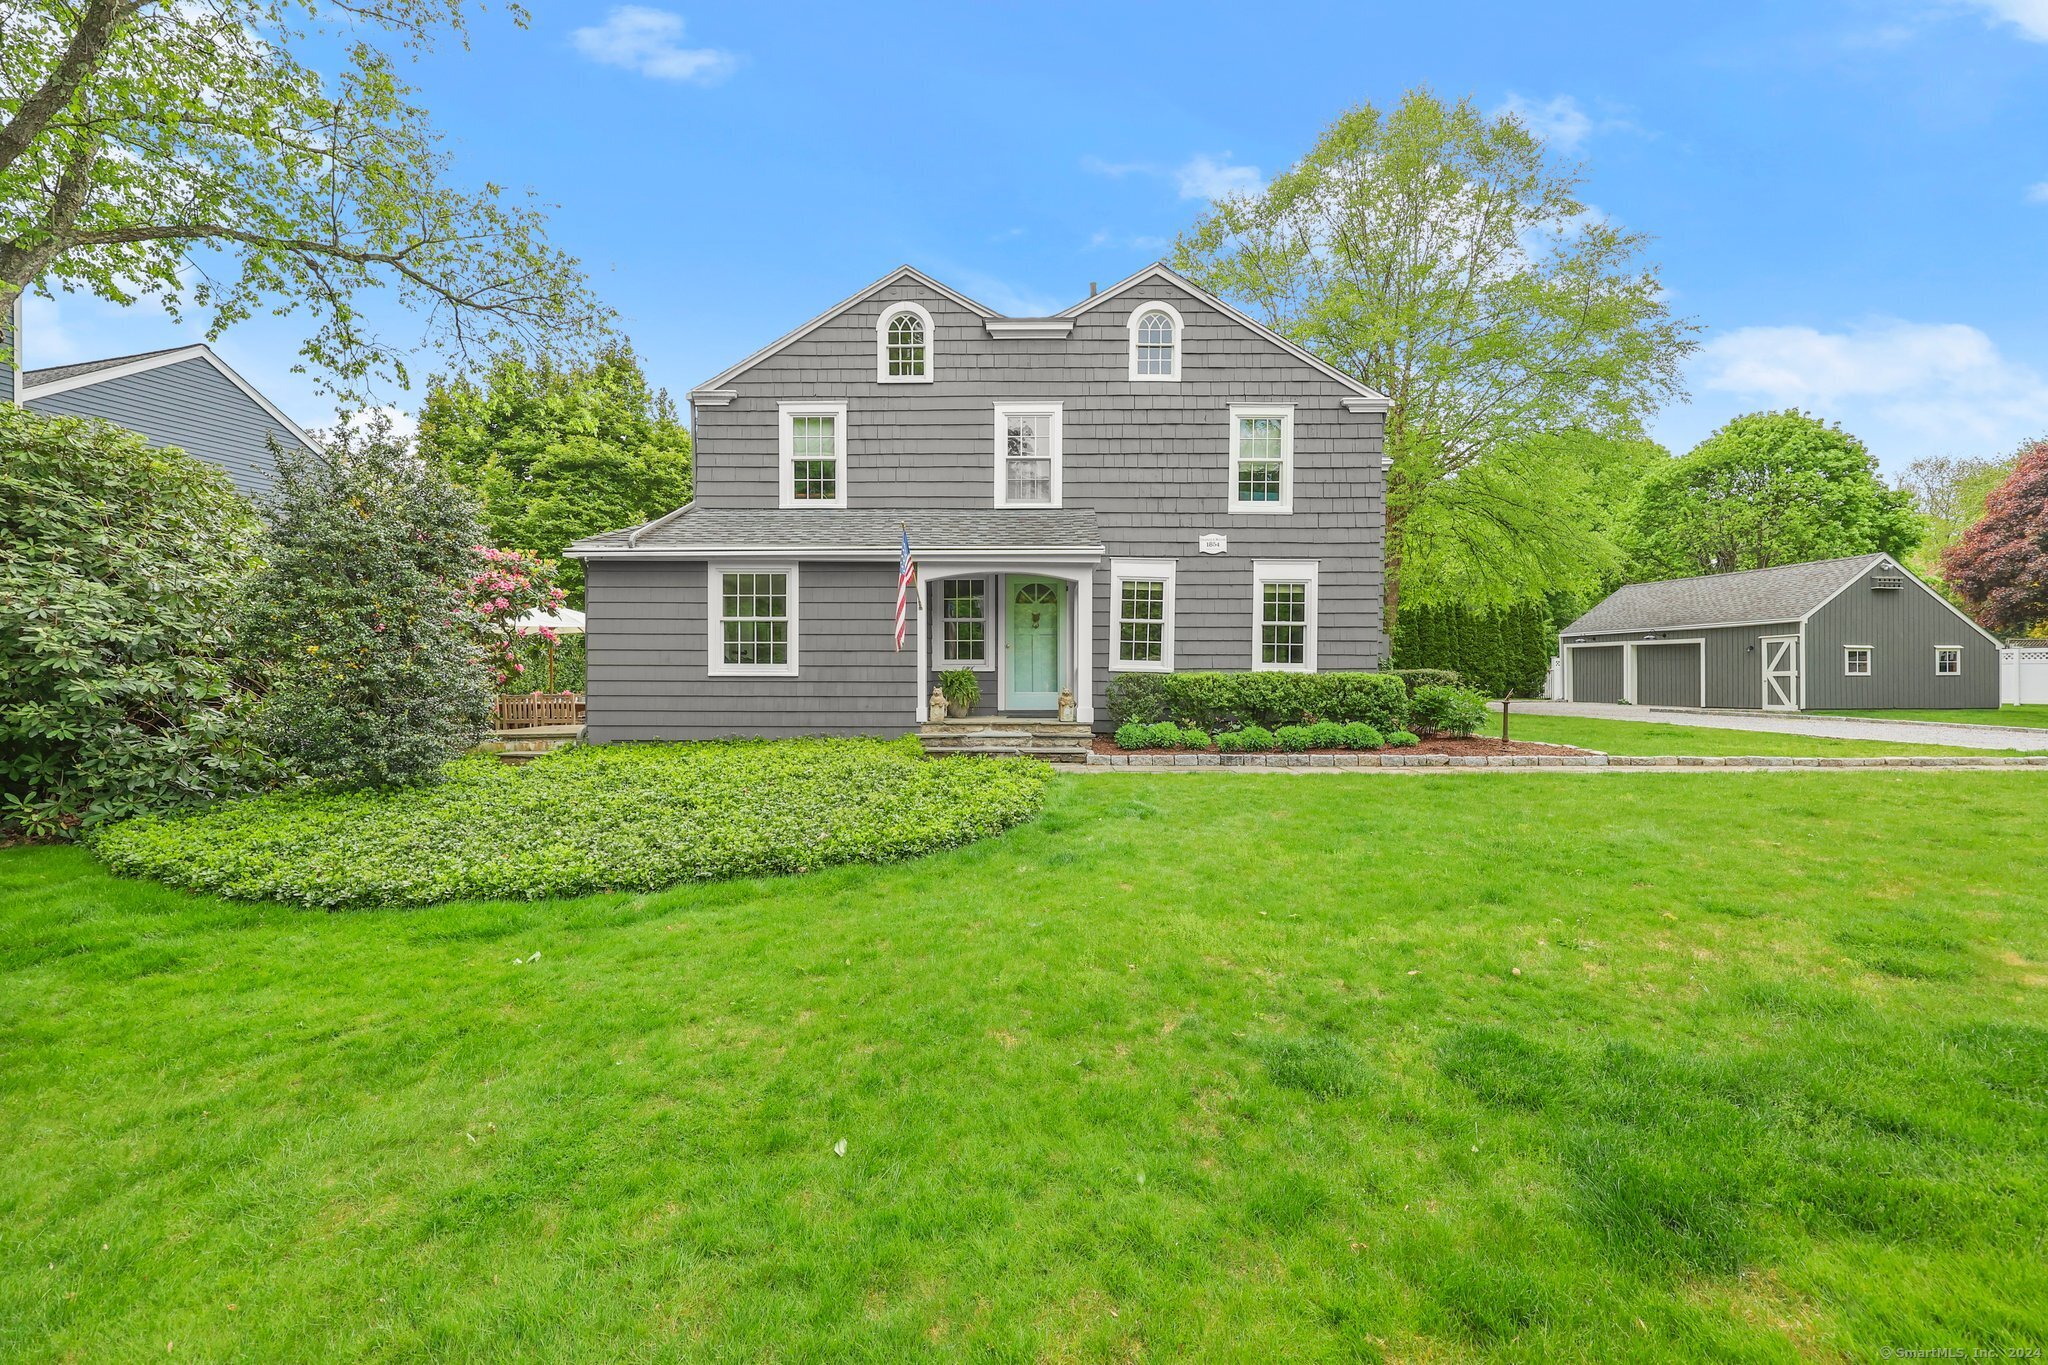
[1952, 0, 2048, 40]
[1083, 152, 1263, 203]
[1495, 93, 1641, 154]
[2026, 181, 2048, 203]
[931, 265, 1063, 318]
[1690, 318, 2048, 466]
[570, 8, 736, 84]
[1173, 154, 1262, 202]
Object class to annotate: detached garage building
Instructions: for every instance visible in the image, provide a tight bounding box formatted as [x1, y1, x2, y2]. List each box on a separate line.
[1558, 553, 2000, 711]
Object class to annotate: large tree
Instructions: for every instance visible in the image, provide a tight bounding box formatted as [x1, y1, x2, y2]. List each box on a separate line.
[1624, 410, 1921, 580]
[1943, 439, 2048, 634]
[1173, 90, 1697, 622]
[419, 343, 692, 603]
[0, 0, 607, 396]
[1898, 451, 2020, 592]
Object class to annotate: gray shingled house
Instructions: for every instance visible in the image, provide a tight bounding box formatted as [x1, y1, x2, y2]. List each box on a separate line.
[6, 297, 312, 494]
[1558, 554, 2001, 711]
[567, 263, 1392, 743]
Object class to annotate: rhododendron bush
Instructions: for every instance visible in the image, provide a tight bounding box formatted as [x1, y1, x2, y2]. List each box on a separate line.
[465, 546, 570, 688]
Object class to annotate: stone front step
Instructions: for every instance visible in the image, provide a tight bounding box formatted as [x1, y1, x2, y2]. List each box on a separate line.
[918, 719, 1094, 763]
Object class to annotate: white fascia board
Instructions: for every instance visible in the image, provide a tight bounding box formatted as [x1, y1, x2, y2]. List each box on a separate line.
[983, 318, 1075, 338]
[21, 344, 318, 449]
[692, 266, 998, 394]
[1054, 262, 1393, 407]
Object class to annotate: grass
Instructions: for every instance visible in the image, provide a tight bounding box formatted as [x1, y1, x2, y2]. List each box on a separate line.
[1818, 705, 2048, 729]
[87, 739, 1049, 908]
[6, 770, 2048, 1359]
[1491, 710, 2026, 756]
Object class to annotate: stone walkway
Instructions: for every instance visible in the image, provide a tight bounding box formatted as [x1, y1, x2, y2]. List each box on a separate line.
[1506, 701, 2048, 752]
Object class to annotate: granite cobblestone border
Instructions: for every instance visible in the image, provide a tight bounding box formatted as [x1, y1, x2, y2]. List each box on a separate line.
[1083, 752, 2048, 772]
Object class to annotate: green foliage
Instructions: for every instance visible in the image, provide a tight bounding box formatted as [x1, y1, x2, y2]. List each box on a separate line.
[1306, 721, 1345, 748]
[238, 413, 492, 789]
[1387, 730, 1421, 747]
[1217, 725, 1276, 754]
[1259, 1035, 1374, 1100]
[1106, 671, 1407, 732]
[0, 410, 267, 839]
[89, 739, 1051, 908]
[938, 669, 982, 710]
[1900, 451, 2023, 597]
[0, 2, 606, 399]
[1339, 723, 1387, 750]
[1141, 722, 1185, 750]
[1410, 686, 1491, 737]
[1173, 93, 1695, 613]
[1113, 722, 1149, 751]
[1392, 601, 1552, 697]
[1625, 411, 1922, 580]
[419, 345, 692, 604]
[1177, 727, 1212, 751]
[502, 632, 585, 695]
[1273, 725, 1315, 753]
[1390, 668, 1464, 694]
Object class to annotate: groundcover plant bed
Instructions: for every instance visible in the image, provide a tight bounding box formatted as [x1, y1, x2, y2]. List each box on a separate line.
[87, 739, 1050, 908]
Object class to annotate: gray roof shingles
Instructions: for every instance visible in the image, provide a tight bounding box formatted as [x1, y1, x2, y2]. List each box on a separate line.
[1562, 554, 1892, 636]
[570, 506, 1104, 555]
[22, 345, 197, 388]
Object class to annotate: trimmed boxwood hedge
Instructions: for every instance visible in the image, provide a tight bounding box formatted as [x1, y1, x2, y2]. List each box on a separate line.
[1106, 671, 1407, 733]
[88, 738, 1051, 909]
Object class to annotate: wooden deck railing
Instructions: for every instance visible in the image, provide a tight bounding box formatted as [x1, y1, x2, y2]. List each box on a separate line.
[492, 692, 586, 730]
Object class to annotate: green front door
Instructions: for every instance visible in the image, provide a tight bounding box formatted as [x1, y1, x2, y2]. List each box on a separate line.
[1006, 577, 1063, 712]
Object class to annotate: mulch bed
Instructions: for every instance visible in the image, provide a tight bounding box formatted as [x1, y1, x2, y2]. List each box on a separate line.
[1090, 735, 1594, 758]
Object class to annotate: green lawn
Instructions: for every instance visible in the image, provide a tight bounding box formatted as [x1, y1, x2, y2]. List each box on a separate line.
[6, 772, 2047, 1360]
[1493, 710, 2027, 757]
[1818, 705, 2048, 729]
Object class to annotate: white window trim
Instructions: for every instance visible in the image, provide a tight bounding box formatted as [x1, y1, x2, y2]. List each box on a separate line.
[991, 400, 1064, 509]
[939, 577, 990, 668]
[1110, 559, 1177, 673]
[1252, 559, 1319, 673]
[1935, 646, 1962, 676]
[1844, 645, 1872, 677]
[1127, 301, 1183, 382]
[1228, 403, 1295, 515]
[875, 302, 934, 384]
[777, 400, 849, 510]
[707, 562, 800, 678]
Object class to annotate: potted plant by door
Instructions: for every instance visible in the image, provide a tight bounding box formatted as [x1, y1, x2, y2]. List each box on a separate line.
[938, 669, 981, 719]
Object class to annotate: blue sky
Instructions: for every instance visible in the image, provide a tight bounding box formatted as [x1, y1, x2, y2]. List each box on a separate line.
[22, 0, 2048, 474]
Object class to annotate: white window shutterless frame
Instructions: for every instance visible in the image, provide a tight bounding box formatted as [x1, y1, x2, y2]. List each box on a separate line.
[778, 401, 848, 509]
[1228, 404, 1294, 514]
[708, 564, 798, 677]
[992, 401, 1063, 508]
[1110, 559, 1176, 672]
[1252, 560, 1318, 672]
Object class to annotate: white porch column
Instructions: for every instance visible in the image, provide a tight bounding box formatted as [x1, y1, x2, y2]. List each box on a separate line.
[1073, 569, 1094, 723]
[914, 574, 930, 722]
[1622, 642, 1639, 705]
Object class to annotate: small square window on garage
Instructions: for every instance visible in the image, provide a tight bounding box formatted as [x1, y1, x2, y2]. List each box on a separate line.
[1844, 647, 1872, 677]
[1935, 647, 1962, 676]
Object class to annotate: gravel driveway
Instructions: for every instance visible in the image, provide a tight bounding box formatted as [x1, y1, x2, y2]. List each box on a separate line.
[1505, 701, 2048, 752]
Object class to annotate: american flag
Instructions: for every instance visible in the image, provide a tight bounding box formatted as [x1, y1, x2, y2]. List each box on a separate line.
[893, 526, 916, 651]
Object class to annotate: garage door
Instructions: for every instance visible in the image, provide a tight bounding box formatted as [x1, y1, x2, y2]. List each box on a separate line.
[1636, 642, 1703, 708]
[1568, 646, 1625, 703]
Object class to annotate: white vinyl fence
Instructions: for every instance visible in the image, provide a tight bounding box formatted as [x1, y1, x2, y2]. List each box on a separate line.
[2002, 646, 2048, 706]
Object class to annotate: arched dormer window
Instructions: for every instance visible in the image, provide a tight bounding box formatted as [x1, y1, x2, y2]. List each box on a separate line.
[1128, 302, 1182, 381]
[877, 302, 933, 383]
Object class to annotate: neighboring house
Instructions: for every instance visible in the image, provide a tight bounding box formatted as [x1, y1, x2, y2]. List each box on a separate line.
[1559, 553, 2001, 711]
[567, 263, 1391, 741]
[5, 297, 313, 495]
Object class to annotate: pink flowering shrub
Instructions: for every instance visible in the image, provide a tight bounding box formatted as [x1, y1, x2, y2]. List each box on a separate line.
[464, 546, 571, 688]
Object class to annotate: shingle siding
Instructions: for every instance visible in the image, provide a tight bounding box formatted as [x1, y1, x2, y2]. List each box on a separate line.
[601, 272, 1385, 738]
[24, 355, 303, 495]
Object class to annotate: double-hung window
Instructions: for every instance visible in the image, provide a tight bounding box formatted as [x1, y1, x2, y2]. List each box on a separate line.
[992, 401, 1063, 508]
[709, 564, 798, 677]
[1252, 560, 1318, 672]
[1228, 404, 1294, 513]
[1111, 559, 1176, 672]
[1844, 646, 1872, 677]
[941, 579, 987, 666]
[778, 401, 848, 509]
[1935, 647, 1962, 676]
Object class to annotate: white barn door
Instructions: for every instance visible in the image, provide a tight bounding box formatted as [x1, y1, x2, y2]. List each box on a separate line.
[1761, 636, 1800, 710]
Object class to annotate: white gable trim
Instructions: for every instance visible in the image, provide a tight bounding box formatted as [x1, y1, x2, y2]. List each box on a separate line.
[21, 343, 315, 449]
[691, 266, 997, 397]
[1797, 555, 2005, 649]
[1056, 262, 1392, 408]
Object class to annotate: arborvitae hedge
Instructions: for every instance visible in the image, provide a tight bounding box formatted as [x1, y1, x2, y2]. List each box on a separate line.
[1390, 600, 1553, 697]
